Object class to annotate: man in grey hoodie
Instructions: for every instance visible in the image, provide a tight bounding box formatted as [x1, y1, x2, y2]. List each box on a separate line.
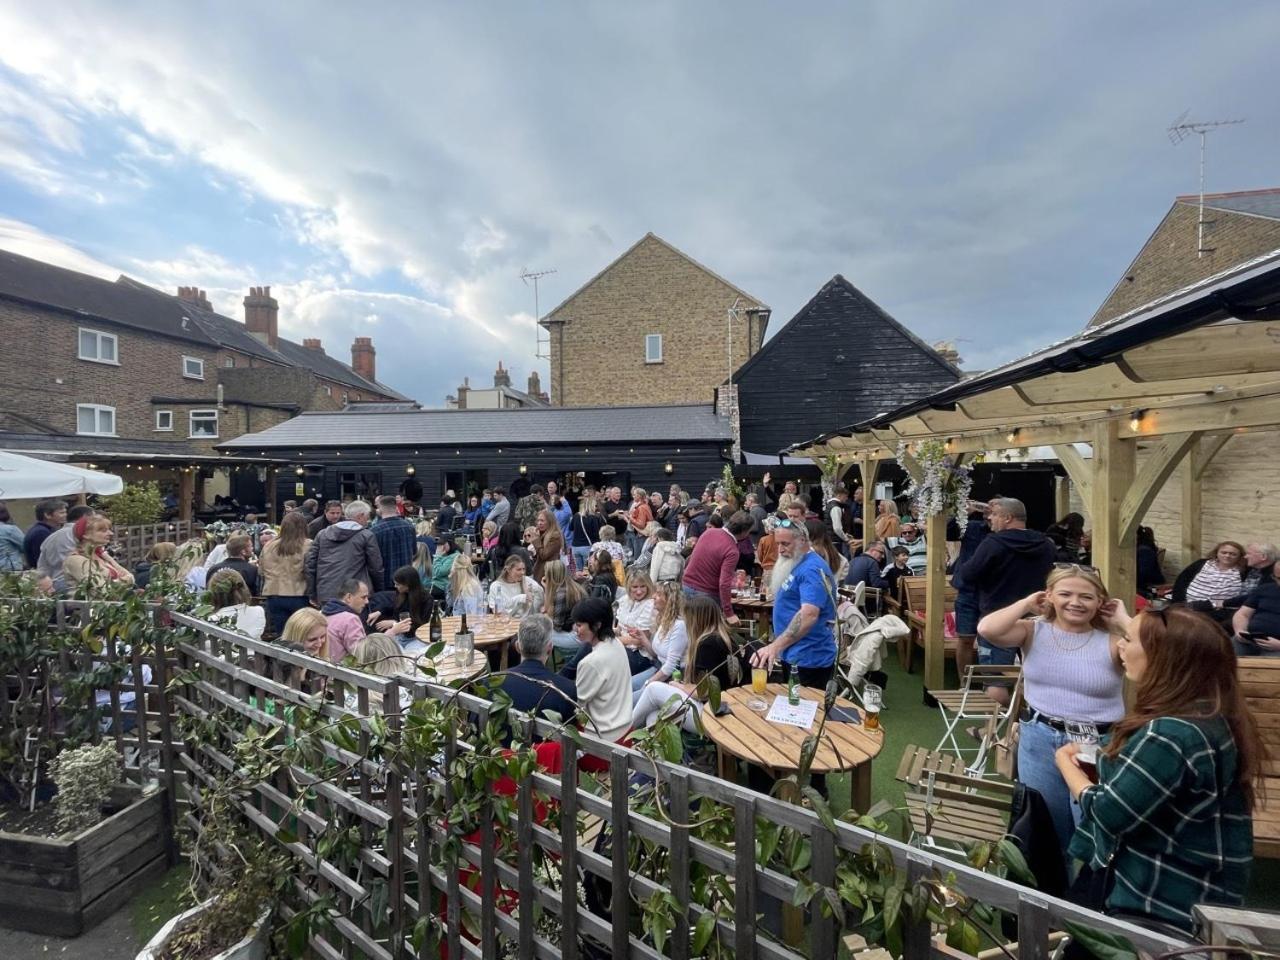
[306, 500, 385, 604]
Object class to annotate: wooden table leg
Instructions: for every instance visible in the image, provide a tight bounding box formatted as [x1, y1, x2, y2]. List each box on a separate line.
[716, 746, 736, 783]
[850, 761, 872, 814]
[499, 641, 509, 671]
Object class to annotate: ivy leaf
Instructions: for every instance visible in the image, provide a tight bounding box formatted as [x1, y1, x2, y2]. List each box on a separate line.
[277, 827, 298, 845]
[286, 914, 310, 957]
[802, 785, 838, 836]
[659, 723, 684, 763]
[946, 919, 982, 956]
[706, 675, 721, 713]
[791, 877, 820, 907]
[1062, 921, 1139, 960]
[996, 838, 1036, 886]
[692, 910, 717, 953]
[883, 883, 903, 931]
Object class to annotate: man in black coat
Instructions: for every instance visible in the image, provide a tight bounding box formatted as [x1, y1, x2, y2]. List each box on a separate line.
[497, 614, 577, 743]
[957, 497, 1055, 704]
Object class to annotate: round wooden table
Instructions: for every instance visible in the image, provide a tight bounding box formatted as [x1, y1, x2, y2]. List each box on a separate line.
[730, 595, 773, 623]
[409, 647, 489, 685]
[415, 615, 520, 669]
[699, 683, 883, 812]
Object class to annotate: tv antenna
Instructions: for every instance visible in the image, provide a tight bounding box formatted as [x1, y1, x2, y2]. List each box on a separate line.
[522, 267, 556, 360]
[1167, 112, 1245, 257]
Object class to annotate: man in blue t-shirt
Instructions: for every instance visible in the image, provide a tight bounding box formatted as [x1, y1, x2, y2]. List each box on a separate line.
[751, 519, 838, 689]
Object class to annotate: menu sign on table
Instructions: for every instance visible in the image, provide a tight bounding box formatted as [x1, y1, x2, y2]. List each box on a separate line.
[765, 696, 819, 729]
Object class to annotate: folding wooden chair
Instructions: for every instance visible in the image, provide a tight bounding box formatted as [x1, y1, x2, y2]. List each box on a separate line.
[895, 743, 1016, 849]
[928, 664, 1022, 775]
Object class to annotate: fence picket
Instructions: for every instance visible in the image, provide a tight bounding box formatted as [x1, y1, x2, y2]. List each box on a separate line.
[669, 769, 691, 960]
[734, 793, 757, 959]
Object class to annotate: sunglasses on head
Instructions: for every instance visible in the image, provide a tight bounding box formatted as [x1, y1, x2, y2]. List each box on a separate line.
[1054, 562, 1100, 575]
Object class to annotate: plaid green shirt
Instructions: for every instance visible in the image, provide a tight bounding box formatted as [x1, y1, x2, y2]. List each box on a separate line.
[1069, 715, 1252, 930]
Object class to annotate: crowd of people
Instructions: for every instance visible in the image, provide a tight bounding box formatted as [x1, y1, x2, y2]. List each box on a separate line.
[4, 476, 1276, 933]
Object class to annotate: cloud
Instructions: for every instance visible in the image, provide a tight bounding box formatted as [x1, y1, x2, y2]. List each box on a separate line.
[0, 217, 118, 278]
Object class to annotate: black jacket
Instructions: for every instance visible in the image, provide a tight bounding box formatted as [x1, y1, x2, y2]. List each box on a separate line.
[957, 528, 1056, 615]
[207, 557, 262, 596]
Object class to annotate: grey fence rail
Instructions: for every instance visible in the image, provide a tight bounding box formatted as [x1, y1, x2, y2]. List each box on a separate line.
[112, 521, 200, 566]
[16, 601, 1191, 960]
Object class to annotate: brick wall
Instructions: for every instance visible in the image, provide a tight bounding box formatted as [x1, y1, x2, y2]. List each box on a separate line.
[1090, 202, 1280, 326]
[547, 235, 765, 406]
[1066, 433, 1280, 575]
[0, 300, 219, 441]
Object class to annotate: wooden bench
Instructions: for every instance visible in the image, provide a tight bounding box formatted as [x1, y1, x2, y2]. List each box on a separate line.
[1238, 657, 1280, 858]
[898, 576, 959, 673]
[896, 744, 1016, 846]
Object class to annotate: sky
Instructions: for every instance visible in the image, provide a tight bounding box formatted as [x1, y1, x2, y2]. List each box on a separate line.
[1, 2, 1278, 403]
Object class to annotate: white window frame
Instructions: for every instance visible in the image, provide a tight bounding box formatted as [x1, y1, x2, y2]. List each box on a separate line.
[645, 333, 663, 364]
[154, 409, 173, 432]
[223, 356, 235, 368]
[188, 409, 219, 439]
[182, 356, 205, 380]
[78, 327, 119, 365]
[76, 404, 117, 436]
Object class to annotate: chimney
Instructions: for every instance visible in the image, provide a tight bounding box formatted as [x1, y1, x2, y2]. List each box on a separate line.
[527, 370, 542, 398]
[243, 286, 279, 349]
[493, 360, 511, 388]
[351, 336, 376, 382]
[302, 338, 324, 352]
[932, 340, 963, 368]
[176, 286, 212, 311]
[456, 376, 470, 409]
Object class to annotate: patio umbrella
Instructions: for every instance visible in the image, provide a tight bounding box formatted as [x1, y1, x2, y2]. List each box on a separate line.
[0, 450, 125, 499]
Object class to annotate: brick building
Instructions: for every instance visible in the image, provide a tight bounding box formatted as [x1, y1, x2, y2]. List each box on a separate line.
[1077, 188, 1280, 570]
[445, 361, 549, 409]
[539, 233, 770, 406]
[0, 248, 405, 518]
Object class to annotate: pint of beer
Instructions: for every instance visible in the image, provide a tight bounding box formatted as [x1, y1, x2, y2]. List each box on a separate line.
[863, 684, 883, 730]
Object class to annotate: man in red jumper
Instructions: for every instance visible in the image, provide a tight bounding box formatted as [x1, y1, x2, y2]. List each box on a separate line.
[682, 511, 755, 625]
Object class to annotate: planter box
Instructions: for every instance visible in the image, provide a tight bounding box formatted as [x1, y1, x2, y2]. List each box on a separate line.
[136, 899, 271, 960]
[0, 782, 170, 936]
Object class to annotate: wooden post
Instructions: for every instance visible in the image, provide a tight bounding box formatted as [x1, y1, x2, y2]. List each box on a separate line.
[1054, 476, 1070, 520]
[923, 511, 949, 690]
[264, 465, 278, 524]
[1180, 434, 1232, 568]
[178, 469, 194, 524]
[1090, 421, 1137, 606]
[857, 456, 881, 547]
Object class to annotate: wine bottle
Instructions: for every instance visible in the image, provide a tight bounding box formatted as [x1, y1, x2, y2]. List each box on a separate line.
[429, 603, 443, 645]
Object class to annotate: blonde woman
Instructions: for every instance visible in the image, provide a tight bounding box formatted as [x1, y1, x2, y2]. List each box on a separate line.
[616, 570, 657, 636]
[629, 580, 688, 692]
[346, 633, 414, 713]
[531, 508, 564, 582]
[631, 593, 737, 730]
[447, 552, 486, 616]
[874, 500, 900, 541]
[205, 568, 266, 640]
[542, 559, 587, 656]
[279, 606, 330, 694]
[489, 554, 545, 616]
[259, 511, 312, 635]
[175, 537, 207, 585]
[63, 515, 134, 592]
[978, 564, 1127, 852]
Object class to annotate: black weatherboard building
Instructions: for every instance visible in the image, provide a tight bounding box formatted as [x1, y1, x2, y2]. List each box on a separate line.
[732, 275, 961, 461]
[218, 404, 732, 509]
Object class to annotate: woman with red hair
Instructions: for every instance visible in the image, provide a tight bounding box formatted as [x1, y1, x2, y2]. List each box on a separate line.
[1056, 605, 1263, 931]
[63, 515, 134, 591]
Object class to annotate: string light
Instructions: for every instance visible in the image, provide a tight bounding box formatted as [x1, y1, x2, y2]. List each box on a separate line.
[1129, 409, 1146, 432]
[1006, 428, 1020, 444]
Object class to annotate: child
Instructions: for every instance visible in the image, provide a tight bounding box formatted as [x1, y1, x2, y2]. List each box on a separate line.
[882, 545, 912, 600]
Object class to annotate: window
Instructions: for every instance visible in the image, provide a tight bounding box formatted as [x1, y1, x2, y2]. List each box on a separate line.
[78, 328, 118, 364]
[189, 409, 218, 438]
[645, 333, 663, 364]
[182, 356, 205, 380]
[223, 356, 235, 368]
[155, 410, 173, 432]
[323, 385, 332, 397]
[76, 404, 116, 436]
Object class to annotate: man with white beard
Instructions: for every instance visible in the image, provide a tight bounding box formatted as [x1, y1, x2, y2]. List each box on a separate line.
[752, 519, 838, 690]
[769, 549, 797, 597]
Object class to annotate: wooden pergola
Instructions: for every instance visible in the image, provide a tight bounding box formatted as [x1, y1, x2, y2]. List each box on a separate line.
[790, 250, 1280, 689]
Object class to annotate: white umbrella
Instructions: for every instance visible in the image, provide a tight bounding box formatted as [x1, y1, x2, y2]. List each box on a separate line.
[0, 450, 125, 499]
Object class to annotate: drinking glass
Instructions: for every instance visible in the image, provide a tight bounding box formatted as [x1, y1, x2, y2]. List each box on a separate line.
[748, 667, 769, 711]
[454, 633, 474, 668]
[862, 683, 883, 730]
[1065, 721, 1100, 782]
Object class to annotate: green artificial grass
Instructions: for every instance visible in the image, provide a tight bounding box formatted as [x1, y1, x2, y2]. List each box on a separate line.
[130, 863, 191, 946]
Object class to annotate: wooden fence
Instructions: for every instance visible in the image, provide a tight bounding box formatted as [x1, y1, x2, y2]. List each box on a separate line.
[112, 521, 200, 566]
[23, 602, 1192, 960]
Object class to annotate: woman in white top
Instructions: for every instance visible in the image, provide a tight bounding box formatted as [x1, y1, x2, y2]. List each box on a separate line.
[1177, 540, 1248, 606]
[570, 597, 632, 743]
[205, 568, 266, 641]
[447, 552, 486, 616]
[629, 581, 689, 692]
[345, 633, 414, 714]
[616, 571, 657, 634]
[978, 564, 1126, 853]
[488, 554, 546, 616]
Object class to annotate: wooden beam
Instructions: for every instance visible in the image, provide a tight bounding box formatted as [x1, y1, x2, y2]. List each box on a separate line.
[923, 511, 949, 691]
[1128, 392, 1280, 438]
[898, 452, 922, 484]
[1180, 433, 1234, 567]
[1090, 422, 1137, 605]
[1018, 366, 1280, 409]
[1051, 444, 1093, 517]
[1118, 433, 1200, 542]
[856, 456, 881, 546]
[1122, 320, 1280, 380]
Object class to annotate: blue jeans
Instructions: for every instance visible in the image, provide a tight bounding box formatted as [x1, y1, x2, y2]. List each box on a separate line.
[954, 589, 980, 636]
[631, 665, 657, 692]
[683, 585, 719, 605]
[571, 545, 592, 573]
[1017, 717, 1080, 854]
[266, 595, 310, 636]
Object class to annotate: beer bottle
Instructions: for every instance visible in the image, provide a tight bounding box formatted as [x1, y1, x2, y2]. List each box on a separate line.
[787, 664, 800, 706]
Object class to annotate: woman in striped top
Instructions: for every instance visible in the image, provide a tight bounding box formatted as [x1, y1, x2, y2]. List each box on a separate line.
[978, 565, 1127, 852]
[1173, 541, 1248, 607]
[1056, 606, 1261, 931]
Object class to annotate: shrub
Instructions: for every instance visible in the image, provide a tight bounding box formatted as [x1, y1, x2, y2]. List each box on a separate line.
[48, 741, 120, 834]
[101, 481, 165, 526]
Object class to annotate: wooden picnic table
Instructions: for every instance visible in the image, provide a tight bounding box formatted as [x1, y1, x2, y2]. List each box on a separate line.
[699, 683, 883, 812]
[730, 594, 773, 623]
[401, 637, 489, 685]
[415, 615, 520, 669]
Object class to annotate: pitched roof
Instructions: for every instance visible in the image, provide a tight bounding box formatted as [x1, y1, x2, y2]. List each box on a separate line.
[541, 232, 768, 326]
[1186, 187, 1280, 221]
[731, 274, 960, 383]
[219, 403, 732, 449]
[0, 247, 407, 400]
